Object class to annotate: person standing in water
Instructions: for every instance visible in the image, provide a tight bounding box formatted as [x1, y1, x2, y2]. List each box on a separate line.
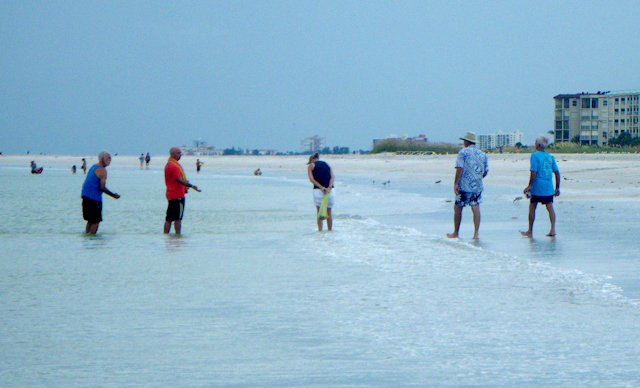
[164, 147, 199, 234]
[139, 153, 144, 168]
[521, 135, 560, 237]
[81, 158, 87, 174]
[81, 151, 120, 234]
[447, 132, 488, 240]
[145, 153, 151, 168]
[307, 152, 335, 231]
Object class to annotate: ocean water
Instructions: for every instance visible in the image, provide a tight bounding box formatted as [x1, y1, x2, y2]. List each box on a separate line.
[1, 158, 640, 387]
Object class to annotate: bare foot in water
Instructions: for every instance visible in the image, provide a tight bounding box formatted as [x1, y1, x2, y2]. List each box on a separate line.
[546, 232, 556, 237]
[520, 231, 532, 237]
[446, 233, 458, 239]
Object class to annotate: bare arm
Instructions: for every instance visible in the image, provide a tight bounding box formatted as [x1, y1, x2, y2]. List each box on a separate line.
[307, 163, 321, 187]
[523, 171, 536, 194]
[175, 177, 199, 192]
[554, 171, 561, 196]
[96, 167, 120, 199]
[453, 168, 462, 195]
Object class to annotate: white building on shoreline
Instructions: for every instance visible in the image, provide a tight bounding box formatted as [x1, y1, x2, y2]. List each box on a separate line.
[477, 130, 524, 150]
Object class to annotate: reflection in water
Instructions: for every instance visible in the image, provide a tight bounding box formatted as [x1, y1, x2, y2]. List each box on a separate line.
[81, 233, 108, 250]
[165, 234, 187, 252]
[526, 236, 559, 257]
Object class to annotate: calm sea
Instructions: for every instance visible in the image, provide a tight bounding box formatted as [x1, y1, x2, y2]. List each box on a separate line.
[1, 158, 639, 387]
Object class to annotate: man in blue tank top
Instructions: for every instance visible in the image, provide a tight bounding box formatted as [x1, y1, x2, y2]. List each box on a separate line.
[81, 151, 120, 234]
[521, 136, 560, 237]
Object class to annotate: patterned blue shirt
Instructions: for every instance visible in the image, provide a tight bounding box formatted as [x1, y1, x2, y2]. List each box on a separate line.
[455, 145, 488, 194]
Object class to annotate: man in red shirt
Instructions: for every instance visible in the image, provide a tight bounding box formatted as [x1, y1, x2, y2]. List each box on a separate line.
[164, 147, 199, 234]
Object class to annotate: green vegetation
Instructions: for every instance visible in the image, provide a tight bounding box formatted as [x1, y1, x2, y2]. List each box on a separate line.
[372, 139, 461, 154]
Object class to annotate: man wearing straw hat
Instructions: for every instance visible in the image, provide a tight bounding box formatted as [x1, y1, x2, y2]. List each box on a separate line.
[447, 132, 488, 240]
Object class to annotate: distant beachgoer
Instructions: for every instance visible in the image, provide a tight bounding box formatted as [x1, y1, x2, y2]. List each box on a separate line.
[253, 168, 261, 176]
[81, 158, 87, 174]
[196, 159, 204, 173]
[139, 153, 144, 167]
[447, 132, 488, 240]
[72, 165, 76, 174]
[164, 147, 199, 234]
[81, 151, 120, 234]
[307, 153, 335, 231]
[521, 135, 560, 238]
[145, 153, 151, 167]
[30, 161, 43, 174]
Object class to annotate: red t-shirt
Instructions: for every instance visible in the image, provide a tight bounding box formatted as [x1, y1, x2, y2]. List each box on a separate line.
[165, 161, 186, 200]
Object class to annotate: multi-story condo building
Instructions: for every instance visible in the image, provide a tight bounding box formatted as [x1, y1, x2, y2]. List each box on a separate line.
[301, 135, 326, 153]
[477, 130, 524, 150]
[553, 89, 640, 146]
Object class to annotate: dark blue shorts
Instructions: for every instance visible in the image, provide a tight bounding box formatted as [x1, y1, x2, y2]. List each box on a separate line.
[455, 191, 482, 207]
[82, 197, 102, 223]
[531, 195, 553, 204]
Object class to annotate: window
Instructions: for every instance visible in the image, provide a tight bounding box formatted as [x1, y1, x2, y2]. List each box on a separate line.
[615, 98, 619, 103]
[564, 98, 570, 108]
[582, 99, 591, 108]
[564, 120, 569, 129]
[572, 100, 577, 106]
[622, 98, 626, 102]
[556, 120, 562, 129]
[603, 100, 608, 106]
[592, 99, 599, 108]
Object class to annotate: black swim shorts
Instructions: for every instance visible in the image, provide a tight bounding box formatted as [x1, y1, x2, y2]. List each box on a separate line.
[82, 197, 103, 223]
[166, 198, 185, 221]
[531, 195, 553, 204]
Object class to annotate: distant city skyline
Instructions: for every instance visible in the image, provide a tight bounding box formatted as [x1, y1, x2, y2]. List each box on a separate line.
[1, 1, 638, 156]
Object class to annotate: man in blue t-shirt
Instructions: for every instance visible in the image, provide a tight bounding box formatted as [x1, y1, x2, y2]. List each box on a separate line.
[521, 136, 560, 237]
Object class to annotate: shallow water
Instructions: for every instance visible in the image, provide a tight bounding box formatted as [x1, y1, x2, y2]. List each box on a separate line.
[1, 160, 639, 387]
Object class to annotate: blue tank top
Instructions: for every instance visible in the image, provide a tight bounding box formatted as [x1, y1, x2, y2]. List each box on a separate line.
[81, 165, 103, 201]
[312, 161, 332, 189]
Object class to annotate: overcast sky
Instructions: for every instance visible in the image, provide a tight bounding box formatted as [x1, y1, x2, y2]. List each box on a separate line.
[1, 1, 639, 155]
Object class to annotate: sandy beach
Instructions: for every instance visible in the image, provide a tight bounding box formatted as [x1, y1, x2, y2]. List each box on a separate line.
[7, 152, 640, 201]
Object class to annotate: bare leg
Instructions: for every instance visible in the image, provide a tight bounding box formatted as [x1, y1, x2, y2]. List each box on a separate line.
[447, 204, 463, 238]
[316, 207, 323, 231]
[86, 222, 99, 234]
[470, 204, 481, 239]
[174, 220, 181, 235]
[164, 220, 172, 234]
[327, 208, 332, 231]
[520, 202, 537, 237]
[545, 203, 556, 237]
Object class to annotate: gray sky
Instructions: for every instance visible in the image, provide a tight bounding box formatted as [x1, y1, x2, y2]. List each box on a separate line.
[1, 1, 639, 155]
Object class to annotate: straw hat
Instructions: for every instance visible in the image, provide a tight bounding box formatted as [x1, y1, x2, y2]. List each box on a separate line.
[459, 131, 476, 144]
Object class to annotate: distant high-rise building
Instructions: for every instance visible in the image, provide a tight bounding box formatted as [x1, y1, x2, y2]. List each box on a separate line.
[301, 135, 326, 153]
[477, 130, 524, 150]
[553, 89, 640, 146]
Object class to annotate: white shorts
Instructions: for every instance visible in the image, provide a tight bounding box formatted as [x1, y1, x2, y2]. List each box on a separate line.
[313, 189, 335, 208]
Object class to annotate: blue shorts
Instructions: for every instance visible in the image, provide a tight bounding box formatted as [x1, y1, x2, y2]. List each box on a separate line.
[455, 191, 482, 207]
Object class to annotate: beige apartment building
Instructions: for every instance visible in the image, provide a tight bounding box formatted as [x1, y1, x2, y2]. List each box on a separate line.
[553, 89, 640, 146]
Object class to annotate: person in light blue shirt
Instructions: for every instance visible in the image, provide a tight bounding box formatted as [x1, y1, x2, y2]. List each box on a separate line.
[521, 135, 560, 237]
[447, 132, 488, 240]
